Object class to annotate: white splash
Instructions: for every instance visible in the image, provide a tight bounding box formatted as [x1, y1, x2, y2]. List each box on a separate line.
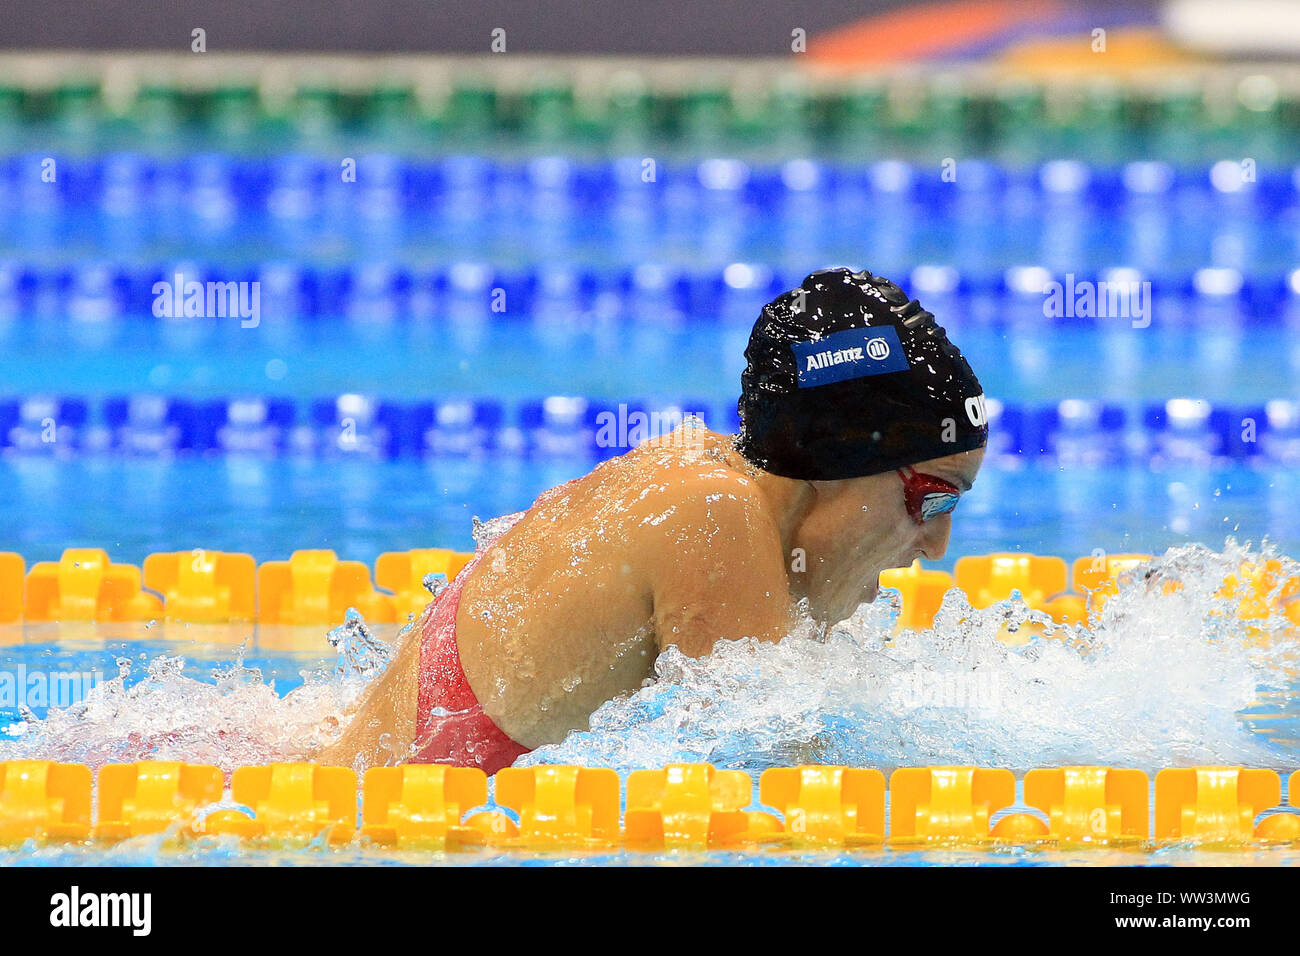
[0, 647, 364, 774]
[520, 540, 1299, 774]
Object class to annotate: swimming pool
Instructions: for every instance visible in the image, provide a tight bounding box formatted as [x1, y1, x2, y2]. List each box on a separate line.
[3, 60, 1300, 867]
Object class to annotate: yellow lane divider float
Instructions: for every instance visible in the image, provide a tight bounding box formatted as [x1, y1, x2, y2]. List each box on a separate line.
[142, 551, 256, 623]
[2, 761, 1298, 851]
[890, 766, 1017, 846]
[201, 763, 358, 843]
[760, 766, 885, 847]
[1, 548, 1297, 635]
[624, 763, 777, 849]
[0, 547, 477, 626]
[375, 548, 473, 621]
[1021, 765, 1148, 846]
[23, 549, 162, 622]
[486, 765, 622, 847]
[954, 555, 1068, 612]
[0, 760, 92, 843]
[361, 765, 490, 849]
[95, 762, 224, 841]
[257, 550, 396, 626]
[0, 552, 23, 624]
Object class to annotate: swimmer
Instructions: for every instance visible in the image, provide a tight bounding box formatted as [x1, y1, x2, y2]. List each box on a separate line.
[318, 268, 988, 772]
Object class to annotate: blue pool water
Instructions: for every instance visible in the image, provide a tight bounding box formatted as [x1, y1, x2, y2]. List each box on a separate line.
[6, 315, 1300, 402]
[5, 159, 1300, 569]
[5, 156, 1300, 273]
[2, 457, 1300, 570]
[4, 303, 1300, 562]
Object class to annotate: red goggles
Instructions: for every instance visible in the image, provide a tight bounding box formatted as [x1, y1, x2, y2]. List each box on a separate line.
[897, 466, 962, 524]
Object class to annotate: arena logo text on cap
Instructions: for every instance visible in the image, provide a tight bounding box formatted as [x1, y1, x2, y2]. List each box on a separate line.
[791, 325, 909, 389]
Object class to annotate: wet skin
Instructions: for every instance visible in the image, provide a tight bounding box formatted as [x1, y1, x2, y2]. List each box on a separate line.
[319, 426, 983, 766]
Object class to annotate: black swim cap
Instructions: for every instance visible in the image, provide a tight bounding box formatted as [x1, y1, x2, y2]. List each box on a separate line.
[736, 267, 987, 481]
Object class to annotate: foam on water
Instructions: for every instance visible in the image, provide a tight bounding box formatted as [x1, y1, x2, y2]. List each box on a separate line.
[0, 539, 1296, 776]
[0, 616, 393, 772]
[0, 650, 363, 772]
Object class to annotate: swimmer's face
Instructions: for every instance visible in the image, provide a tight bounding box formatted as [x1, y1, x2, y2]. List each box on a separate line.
[794, 446, 984, 625]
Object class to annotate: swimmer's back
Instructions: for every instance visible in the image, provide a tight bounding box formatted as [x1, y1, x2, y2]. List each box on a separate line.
[455, 427, 791, 748]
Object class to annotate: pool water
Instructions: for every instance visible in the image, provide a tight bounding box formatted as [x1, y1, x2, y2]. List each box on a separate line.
[5, 842, 1299, 867]
[2, 458, 1298, 573]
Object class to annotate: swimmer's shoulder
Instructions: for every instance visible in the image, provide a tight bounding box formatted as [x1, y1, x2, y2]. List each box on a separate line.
[621, 448, 778, 545]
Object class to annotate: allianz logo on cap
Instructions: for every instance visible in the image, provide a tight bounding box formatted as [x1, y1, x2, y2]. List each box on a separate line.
[866, 337, 892, 360]
[791, 325, 909, 388]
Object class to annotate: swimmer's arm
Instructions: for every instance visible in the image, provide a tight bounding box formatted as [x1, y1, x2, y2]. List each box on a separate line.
[649, 484, 792, 657]
[315, 623, 421, 770]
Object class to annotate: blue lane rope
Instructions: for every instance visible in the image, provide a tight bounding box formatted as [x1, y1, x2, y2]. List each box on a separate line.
[1, 394, 1296, 463]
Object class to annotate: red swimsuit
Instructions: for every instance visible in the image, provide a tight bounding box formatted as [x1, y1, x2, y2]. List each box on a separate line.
[410, 541, 531, 774]
[410, 481, 580, 774]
